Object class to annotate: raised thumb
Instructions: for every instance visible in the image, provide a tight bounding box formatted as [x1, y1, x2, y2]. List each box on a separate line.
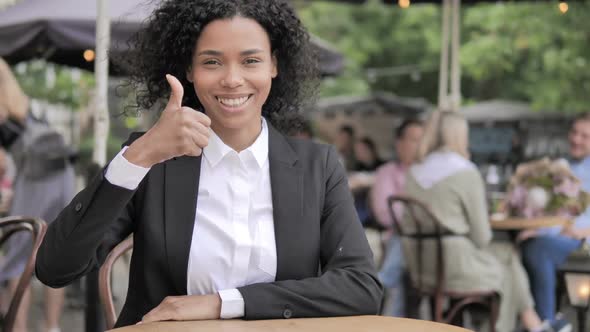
[165, 74, 184, 109]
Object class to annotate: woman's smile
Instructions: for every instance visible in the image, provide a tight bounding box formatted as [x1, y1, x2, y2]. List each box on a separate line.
[215, 94, 254, 112]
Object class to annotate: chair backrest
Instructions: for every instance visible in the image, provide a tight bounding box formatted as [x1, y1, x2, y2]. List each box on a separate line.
[387, 195, 449, 297]
[388, 195, 499, 328]
[98, 236, 133, 330]
[0, 216, 47, 332]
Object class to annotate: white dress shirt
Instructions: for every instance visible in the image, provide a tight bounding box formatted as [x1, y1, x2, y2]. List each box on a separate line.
[104, 118, 277, 319]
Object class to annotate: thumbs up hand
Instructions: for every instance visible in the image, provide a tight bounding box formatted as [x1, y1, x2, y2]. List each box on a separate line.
[124, 74, 211, 168]
[166, 73, 185, 110]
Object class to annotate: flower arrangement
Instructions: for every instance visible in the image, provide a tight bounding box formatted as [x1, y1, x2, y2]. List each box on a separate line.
[504, 158, 590, 219]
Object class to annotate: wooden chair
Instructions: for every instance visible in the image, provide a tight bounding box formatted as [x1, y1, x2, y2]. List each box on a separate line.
[387, 195, 500, 331]
[98, 236, 133, 329]
[0, 216, 47, 332]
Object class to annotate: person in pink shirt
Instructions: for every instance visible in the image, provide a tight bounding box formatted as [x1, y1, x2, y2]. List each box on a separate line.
[369, 118, 423, 317]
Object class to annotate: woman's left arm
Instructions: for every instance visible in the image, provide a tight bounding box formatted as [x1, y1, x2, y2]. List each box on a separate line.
[561, 225, 590, 239]
[238, 146, 383, 319]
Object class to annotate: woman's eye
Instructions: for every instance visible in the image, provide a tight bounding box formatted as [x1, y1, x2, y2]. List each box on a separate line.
[203, 60, 220, 65]
[244, 58, 261, 65]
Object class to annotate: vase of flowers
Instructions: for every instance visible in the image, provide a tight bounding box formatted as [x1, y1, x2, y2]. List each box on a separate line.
[503, 158, 590, 219]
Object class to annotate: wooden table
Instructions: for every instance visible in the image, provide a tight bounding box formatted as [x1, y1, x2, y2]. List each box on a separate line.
[109, 316, 472, 332]
[490, 216, 570, 230]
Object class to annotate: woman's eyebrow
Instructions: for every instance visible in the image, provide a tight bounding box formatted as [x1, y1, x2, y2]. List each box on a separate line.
[240, 49, 264, 56]
[196, 49, 264, 57]
[197, 50, 223, 57]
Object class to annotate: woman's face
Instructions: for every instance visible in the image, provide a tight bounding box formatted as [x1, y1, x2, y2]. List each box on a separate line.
[188, 16, 277, 139]
[354, 141, 373, 164]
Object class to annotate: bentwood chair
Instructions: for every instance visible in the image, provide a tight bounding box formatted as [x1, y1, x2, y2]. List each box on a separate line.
[0, 216, 47, 332]
[387, 195, 500, 331]
[98, 236, 133, 329]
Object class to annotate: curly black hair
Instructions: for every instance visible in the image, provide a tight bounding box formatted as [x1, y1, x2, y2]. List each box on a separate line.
[117, 0, 320, 133]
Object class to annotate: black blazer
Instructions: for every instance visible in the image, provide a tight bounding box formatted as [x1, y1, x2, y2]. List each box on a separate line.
[36, 124, 383, 327]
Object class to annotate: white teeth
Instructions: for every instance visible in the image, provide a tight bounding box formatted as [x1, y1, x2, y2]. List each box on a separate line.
[217, 96, 249, 107]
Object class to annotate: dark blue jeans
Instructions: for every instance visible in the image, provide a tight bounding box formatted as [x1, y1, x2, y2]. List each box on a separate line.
[521, 235, 581, 321]
[378, 235, 405, 317]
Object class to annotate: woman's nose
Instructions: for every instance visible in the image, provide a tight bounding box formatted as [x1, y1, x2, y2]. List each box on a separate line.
[220, 67, 244, 88]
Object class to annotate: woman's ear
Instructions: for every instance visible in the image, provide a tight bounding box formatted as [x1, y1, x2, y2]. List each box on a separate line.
[186, 65, 193, 83]
[271, 53, 278, 78]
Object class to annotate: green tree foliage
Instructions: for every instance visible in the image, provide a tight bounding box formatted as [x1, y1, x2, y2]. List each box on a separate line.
[461, 2, 590, 113]
[13, 60, 95, 110]
[299, 0, 441, 101]
[299, 1, 590, 112]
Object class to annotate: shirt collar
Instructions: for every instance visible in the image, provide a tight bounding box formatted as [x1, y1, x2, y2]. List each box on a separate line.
[203, 118, 269, 169]
[247, 117, 269, 168]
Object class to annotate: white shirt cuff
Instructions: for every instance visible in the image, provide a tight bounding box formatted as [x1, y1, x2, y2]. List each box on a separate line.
[218, 289, 245, 319]
[104, 146, 151, 190]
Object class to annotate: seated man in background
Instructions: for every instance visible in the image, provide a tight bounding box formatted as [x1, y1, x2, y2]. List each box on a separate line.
[521, 112, 590, 322]
[369, 119, 423, 317]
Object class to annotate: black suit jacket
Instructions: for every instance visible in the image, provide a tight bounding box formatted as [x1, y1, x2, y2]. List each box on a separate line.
[36, 124, 383, 327]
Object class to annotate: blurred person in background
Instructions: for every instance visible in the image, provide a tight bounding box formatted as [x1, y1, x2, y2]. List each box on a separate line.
[353, 137, 384, 172]
[0, 56, 29, 330]
[349, 137, 384, 226]
[520, 112, 590, 323]
[0, 148, 14, 216]
[0, 57, 75, 332]
[334, 124, 356, 171]
[369, 118, 423, 317]
[402, 111, 570, 332]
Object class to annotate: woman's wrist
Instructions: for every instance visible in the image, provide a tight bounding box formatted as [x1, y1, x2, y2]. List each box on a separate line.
[124, 137, 157, 168]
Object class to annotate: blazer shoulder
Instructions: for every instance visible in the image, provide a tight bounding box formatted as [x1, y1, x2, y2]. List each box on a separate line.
[285, 137, 335, 160]
[282, 137, 342, 175]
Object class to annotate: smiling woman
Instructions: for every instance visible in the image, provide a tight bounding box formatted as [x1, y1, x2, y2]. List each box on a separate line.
[188, 17, 278, 150]
[118, 0, 319, 137]
[35, 0, 383, 328]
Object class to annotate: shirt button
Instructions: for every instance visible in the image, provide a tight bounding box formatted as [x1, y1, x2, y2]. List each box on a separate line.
[75, 203, 83, 212]
[282, 308, 293, 319]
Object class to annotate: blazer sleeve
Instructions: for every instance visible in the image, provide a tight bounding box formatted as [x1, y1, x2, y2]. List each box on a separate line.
[238, 146, 384, 319]
[36, 134, 143, 288]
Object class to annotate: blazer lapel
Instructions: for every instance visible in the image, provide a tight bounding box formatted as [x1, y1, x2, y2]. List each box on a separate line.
[268, 125, 303, 281]
[164, 155, 201, 294]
